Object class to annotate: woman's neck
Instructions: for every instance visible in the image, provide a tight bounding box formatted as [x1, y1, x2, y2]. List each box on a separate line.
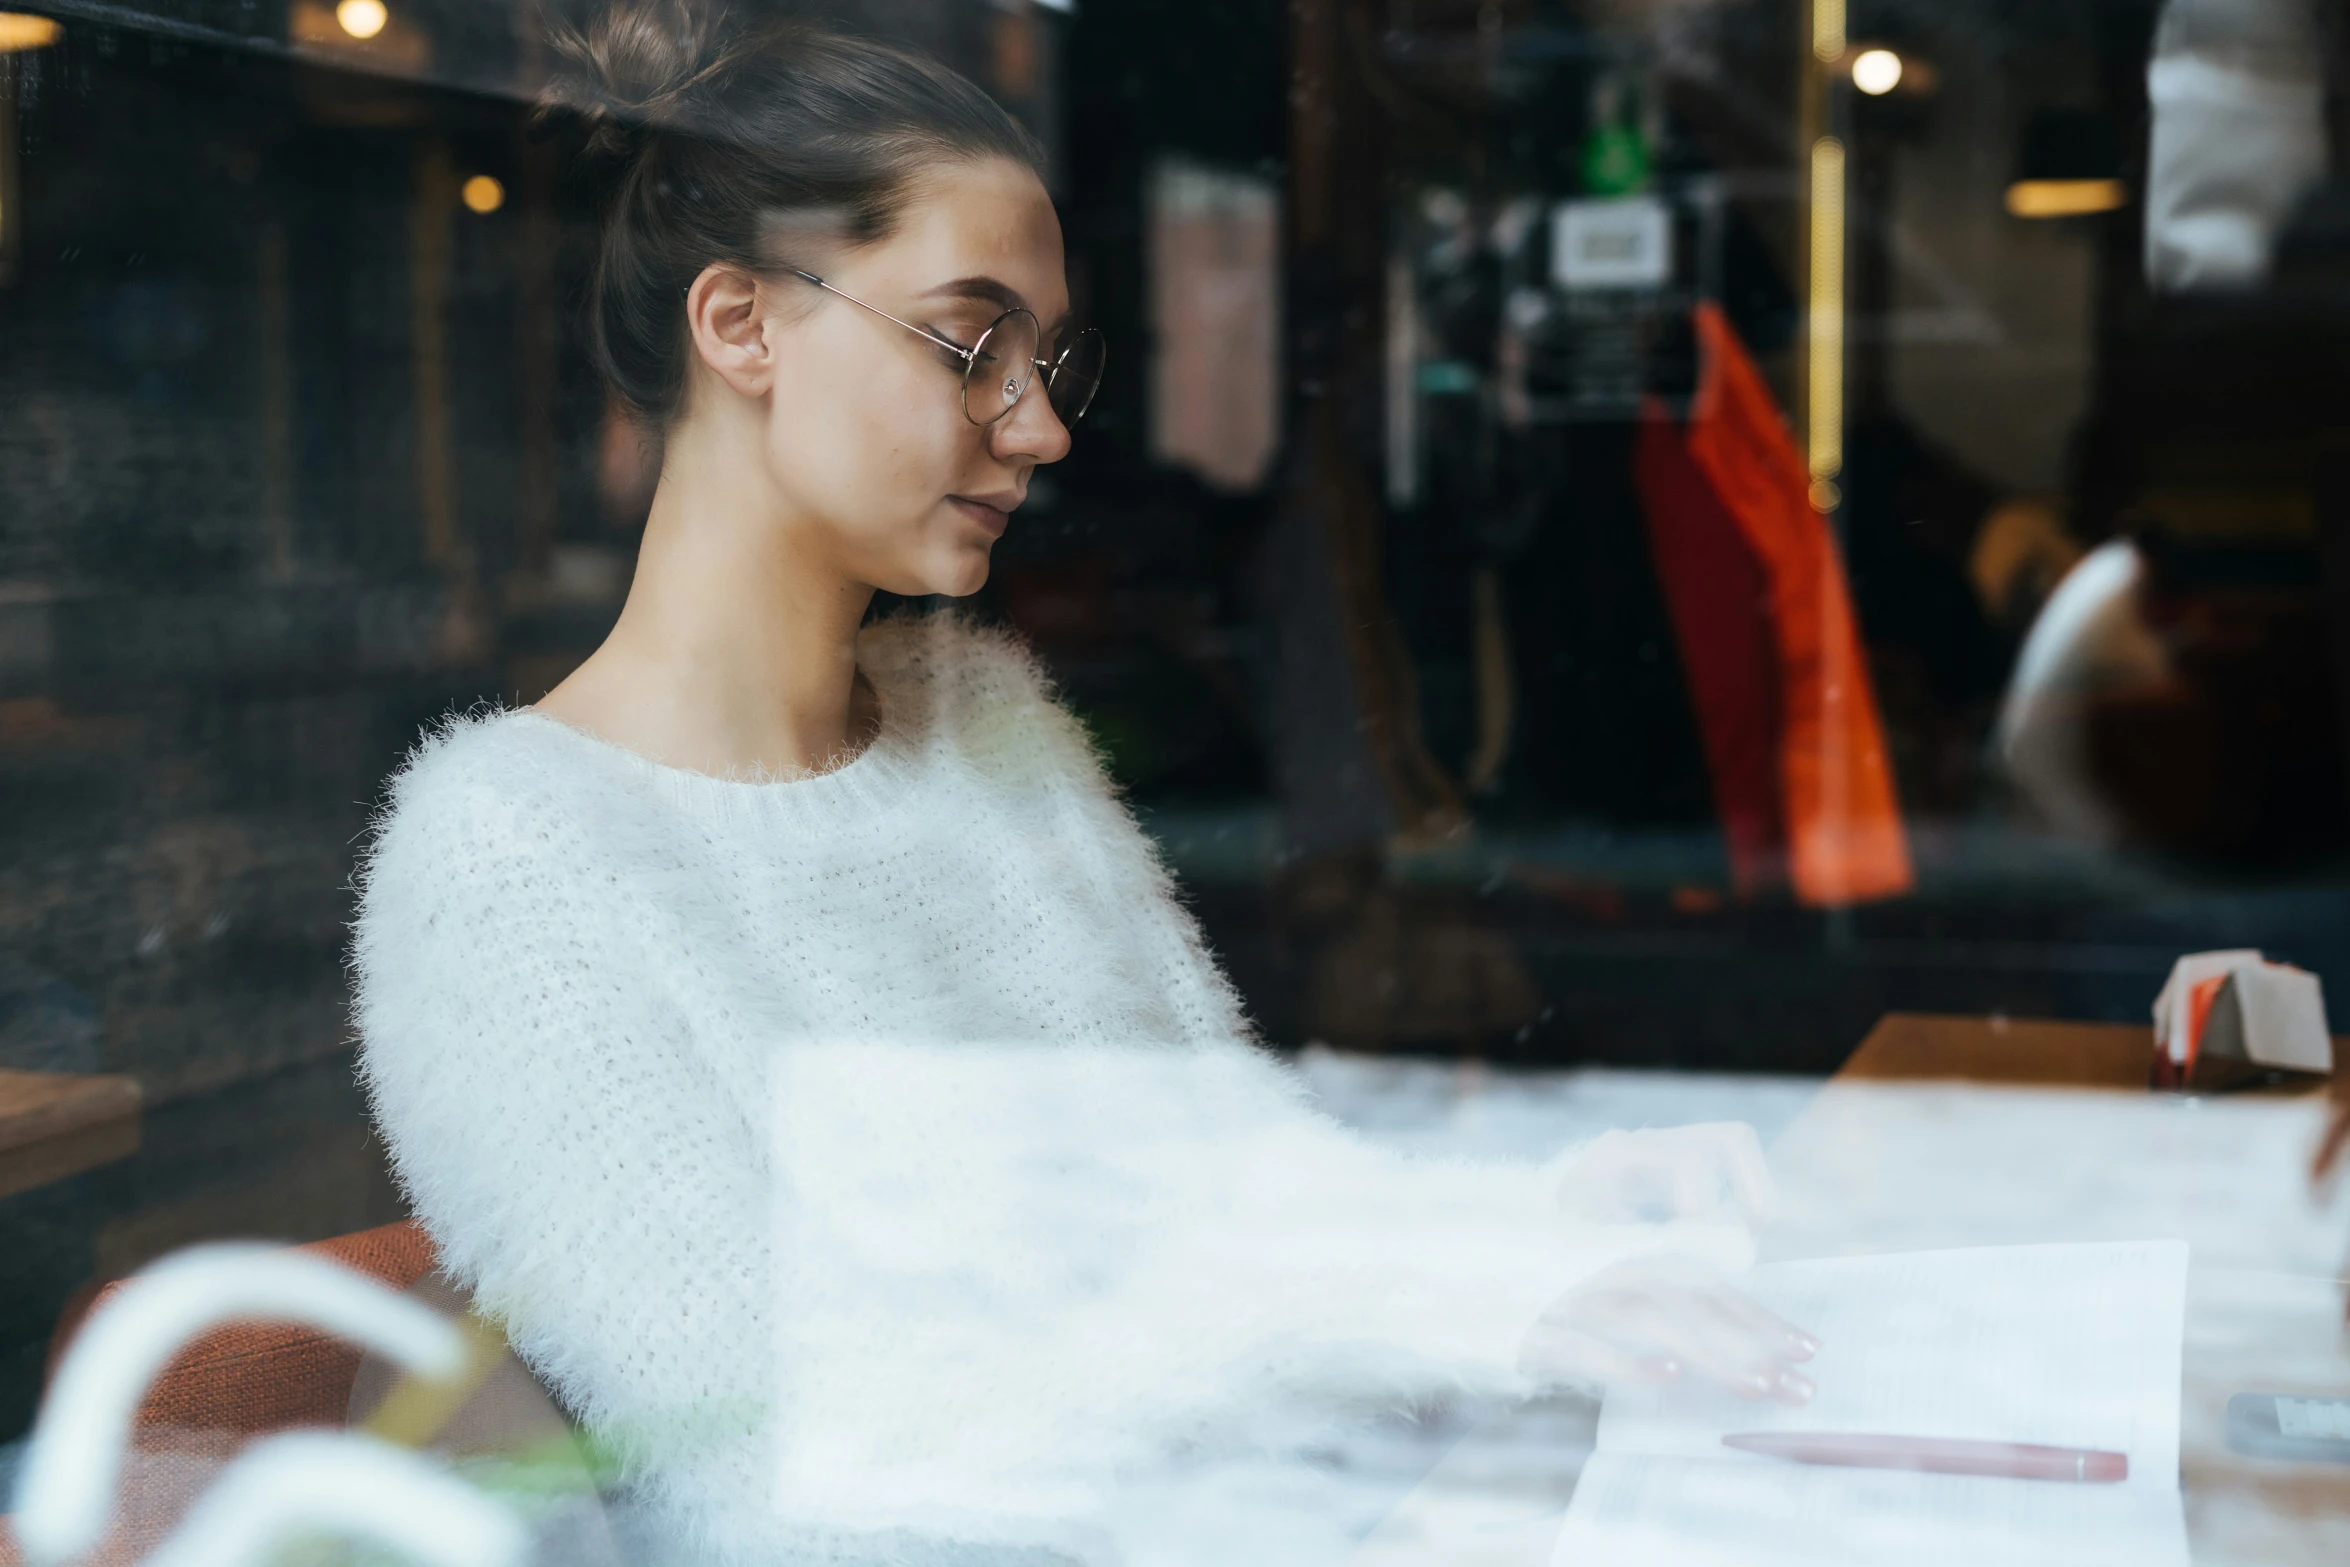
[536, 418, 879, 780]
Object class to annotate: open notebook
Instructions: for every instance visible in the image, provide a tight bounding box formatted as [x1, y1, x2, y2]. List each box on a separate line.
[1549, 1240, 2191, 1567]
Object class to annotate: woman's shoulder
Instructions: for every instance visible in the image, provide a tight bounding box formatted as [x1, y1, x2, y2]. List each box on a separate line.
[862, 609, 1107, 790]
[366, 705, 630, 877]
[385, 705, 575, 807]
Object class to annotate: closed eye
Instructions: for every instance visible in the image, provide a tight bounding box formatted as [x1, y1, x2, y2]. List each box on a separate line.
[914, 327, 976, 376]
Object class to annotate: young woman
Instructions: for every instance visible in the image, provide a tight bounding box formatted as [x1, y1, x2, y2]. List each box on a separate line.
[353, 7, 1816, 1561]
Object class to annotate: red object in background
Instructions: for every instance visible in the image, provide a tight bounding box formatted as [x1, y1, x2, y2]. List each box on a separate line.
[1637, 408, 1786, 893]
[2182, 971, 2230, 1077]
[1636, 303, 1914, 907]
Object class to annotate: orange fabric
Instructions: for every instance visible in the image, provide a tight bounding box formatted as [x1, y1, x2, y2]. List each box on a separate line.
[45, 1220, 437, 1434]
[1679, 302, 1912, 906]
[2184, 973, 2230, 1077]
[0, 1426, 241, 1567]
[1636, 402, 1786, 893]
[3, 1222, 437, 1567]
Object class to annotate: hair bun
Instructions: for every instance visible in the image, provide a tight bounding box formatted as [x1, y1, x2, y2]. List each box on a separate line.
[539, 0, 733, 157]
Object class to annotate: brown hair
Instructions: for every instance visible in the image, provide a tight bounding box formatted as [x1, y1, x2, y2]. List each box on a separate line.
[542, 2, 1047, 422]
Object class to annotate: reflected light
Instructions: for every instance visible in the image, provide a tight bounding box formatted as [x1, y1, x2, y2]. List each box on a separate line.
[1807, 137, 1845, 492]
[0, 12, 62, 50]
[335, 0, 388, 40]
[2005, 178, 2127, 219]
[1851, 48, 1903, 96]
[1811, 0, 1844, 63]
[460, 175, 505, 215]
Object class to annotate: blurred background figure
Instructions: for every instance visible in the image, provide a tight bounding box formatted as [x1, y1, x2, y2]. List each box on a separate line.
[1996, 539, 2171, 843]
[2145, 0, 2328, 292]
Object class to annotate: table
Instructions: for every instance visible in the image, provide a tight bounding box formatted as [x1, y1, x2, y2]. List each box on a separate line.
[0, 1068, 142, 1202]
[1839, 1009, 2349, 1092]
[1837, 1011, 2156, 1087]
[1772, 1011, 2350, 1565]
[1348, 1012, 2350, 1564]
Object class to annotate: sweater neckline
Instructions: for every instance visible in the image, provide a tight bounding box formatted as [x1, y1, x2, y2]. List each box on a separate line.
[504, 664, 928, 829]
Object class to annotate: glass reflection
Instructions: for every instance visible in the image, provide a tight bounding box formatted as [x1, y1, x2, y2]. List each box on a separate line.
[1, 0, 2349, 1562]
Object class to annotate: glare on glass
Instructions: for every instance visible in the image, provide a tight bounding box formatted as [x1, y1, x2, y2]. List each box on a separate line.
[791, 269, 1105, 429]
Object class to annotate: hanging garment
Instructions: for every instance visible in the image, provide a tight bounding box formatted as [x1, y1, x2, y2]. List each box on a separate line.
[1635, 302, 1913, 906]
[1635, 405, 1785, 891]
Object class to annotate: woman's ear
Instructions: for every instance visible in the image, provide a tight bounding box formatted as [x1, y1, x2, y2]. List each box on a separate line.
[684, 263, 775, 399]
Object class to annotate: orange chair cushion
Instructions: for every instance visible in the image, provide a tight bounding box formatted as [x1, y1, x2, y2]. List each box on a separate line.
[44, 1220, 438, 1436]
[0, 1222, 440, 1566]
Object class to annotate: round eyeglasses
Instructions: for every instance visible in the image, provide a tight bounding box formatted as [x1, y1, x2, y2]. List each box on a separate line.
[791, 269, 1106, 429]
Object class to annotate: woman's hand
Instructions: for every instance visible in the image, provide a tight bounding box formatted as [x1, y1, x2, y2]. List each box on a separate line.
[1518, 1252, 1820, 1403]
[1555, 1122, 1777, 1228]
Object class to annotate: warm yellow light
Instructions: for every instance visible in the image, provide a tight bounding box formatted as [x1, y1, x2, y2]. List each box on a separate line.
[0, 12, 62, 50]
[461, 175, 505, 214]
[1811, 0, 1845, 63]
[2004, 178, 2127, 219]
[1851, 48, 1903, 95]
[335, 0, 388, 40]
[1807, 137, 1846, 488]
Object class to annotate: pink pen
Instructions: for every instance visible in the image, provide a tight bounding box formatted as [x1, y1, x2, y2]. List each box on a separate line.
[1723, 1432, 2130, 1483]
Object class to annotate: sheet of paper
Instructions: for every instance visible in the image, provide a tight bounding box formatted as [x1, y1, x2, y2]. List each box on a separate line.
[1596, 1240, 2188, 1490]
[1550, 1452, 2190, 1567]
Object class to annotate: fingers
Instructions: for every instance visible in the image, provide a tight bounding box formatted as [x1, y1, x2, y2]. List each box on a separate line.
[1705, 1273, 1820, 1361]
[1566, 1279, 1817, 1404]
[1540, 1255, 1824, 1403]
[1653, 1290, 1815, 1404]
[1517, 1322, 1683, 1389]
[1681, 1286, 1817, 1404]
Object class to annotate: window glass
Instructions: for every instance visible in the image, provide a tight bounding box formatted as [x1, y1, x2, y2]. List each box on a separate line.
[3, 1, 2348, 1560]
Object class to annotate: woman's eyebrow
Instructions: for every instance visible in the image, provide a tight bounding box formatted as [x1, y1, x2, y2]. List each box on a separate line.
[920, 275, 1072, 331]
[921, 275, 1025, 310]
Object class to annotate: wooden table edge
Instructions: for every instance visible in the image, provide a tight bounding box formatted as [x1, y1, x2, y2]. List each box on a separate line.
[1836, 1012, 2347, 1094]
[0, 1070, 143, 1200]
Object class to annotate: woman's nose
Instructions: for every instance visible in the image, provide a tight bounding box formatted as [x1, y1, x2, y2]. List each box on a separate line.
[993, 373, 1073, 465]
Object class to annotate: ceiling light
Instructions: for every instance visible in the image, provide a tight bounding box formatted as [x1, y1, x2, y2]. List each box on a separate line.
[335, 0, 388, 40]
[2005, 178, 2127, 219]
[1851, 48, 1903, 96]
[0, 13, 62, 51]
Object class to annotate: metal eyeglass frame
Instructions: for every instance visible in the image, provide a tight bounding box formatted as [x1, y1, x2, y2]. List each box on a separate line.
[789, 268, 1103, 428]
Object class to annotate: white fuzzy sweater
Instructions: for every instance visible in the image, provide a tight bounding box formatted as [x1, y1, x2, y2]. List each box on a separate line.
[353, 615, 1693, 1566]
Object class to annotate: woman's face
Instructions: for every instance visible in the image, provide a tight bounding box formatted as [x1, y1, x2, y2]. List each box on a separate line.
[751, 157, 1072, 599]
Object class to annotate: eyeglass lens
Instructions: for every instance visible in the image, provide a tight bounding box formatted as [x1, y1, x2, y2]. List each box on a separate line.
[1046, 329, 1107, 426]
[964, 310, 1042, 426]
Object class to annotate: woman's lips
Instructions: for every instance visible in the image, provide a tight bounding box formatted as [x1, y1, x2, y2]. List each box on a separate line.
[948, 495, 1013, 538]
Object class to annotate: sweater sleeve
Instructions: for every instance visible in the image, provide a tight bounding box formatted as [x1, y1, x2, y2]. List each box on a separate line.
[755, 1032, 1747, 1534]
[1166, 1094, 1756, 1399]
[927, 628, 1758, 1403]
[351, 743, 773, 1556]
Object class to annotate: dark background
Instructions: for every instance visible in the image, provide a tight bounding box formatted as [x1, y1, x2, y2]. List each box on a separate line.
[4, 0, 2350, 1442]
